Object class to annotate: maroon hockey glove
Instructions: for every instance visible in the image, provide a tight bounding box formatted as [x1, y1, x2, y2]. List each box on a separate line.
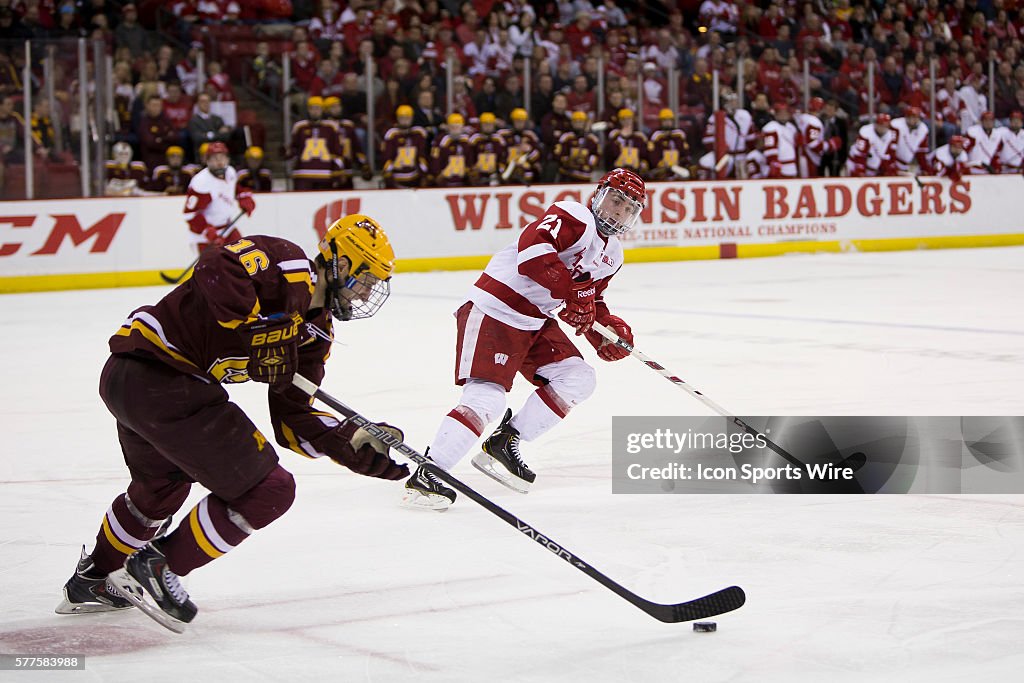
[241, 313, 302, 385]
[558, 274, 597, 335]
[333, 420, 410, 480]
[238, 191, 256, 216]
[585, 314, 633, 361]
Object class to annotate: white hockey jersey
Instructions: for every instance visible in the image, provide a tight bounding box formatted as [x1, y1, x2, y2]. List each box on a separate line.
[762, 120, 800, 177]
[795, 112, 826, 174]
[890, 117, 930, 169]
[846, 123, 896, 176]
[965, 124, 1003, 170]
[184, 166, 240, 235]
[702, 108, 755, 154]
[469, 201, 622, 331]
[997, 127, 1024, 172]
[928, 144, 970, 180]
[745, 149, 769, 179]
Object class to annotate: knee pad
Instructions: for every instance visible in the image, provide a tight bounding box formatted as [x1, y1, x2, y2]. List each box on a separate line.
[457, 379, 507, 428]
[536, 357, 596, 406]
[228, 465, 296, 530]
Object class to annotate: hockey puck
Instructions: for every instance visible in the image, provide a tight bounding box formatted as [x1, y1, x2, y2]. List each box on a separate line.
[693, 622, 717, 632]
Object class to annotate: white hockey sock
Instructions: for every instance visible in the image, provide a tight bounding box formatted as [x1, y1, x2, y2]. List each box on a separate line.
[427, 414, 482, 471]
[509, 387, 566, 441]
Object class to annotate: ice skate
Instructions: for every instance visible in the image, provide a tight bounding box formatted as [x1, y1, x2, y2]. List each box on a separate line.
[473, 409, 536, 493]
[401, 458, 457, 511]
[108, 541, 196, 634]
[55, 546, 134, 615]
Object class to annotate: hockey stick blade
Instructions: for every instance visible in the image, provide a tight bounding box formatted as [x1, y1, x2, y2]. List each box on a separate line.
[292, 374, 746, 624]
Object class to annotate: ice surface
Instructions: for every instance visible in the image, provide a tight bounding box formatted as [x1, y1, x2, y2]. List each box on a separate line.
[2, 247, 1023, 682]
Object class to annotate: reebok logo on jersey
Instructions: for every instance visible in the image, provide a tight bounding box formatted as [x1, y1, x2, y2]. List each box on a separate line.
[494, 353, 509, 366]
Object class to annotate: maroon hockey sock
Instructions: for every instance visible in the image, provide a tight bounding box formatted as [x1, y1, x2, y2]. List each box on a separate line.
[91, 493, 167, 574]
[159, 494, 252, 576]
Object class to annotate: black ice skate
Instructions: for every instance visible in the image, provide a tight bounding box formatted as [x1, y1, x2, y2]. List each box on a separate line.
[108, 541, 196, 634]
[55, 546, 134, 615]
[401, 457, 457, 511]
[472, 409, 536, 493]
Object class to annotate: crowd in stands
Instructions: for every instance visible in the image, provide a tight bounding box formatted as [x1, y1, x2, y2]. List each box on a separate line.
[5, 0, 1024, 197]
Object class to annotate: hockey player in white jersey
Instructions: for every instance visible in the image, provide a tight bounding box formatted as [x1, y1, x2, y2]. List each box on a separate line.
[997, 110, 1024, 173]
[965, 111, 1002, 173]
[763, 102, 800, 178]
[891, 106, 931, 173]
[698, 90, 754, 178]
[745, 134, 769, 179]
[183, 141, 256, 250]
[929, 135, 970, 181]
[846, 113, 897, 177]
[795, 97, 840, 177]
[402, 169, 647, 510]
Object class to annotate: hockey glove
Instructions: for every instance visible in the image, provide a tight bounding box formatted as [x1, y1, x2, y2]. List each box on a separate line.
[204, 225, 228, 246]
[238, 191, 256, 216]
[585, 314, 633, 361]
[333, 420, 410, 480]
[558, 274, 597, 335]
[241, 313, 302, 385]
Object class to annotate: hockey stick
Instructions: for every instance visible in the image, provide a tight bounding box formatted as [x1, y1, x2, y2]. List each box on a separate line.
[589, 322, 867, 473]
[714, 153, 731, 173]
[291, 374, 746, 624]
[159, 211, 246, 285]
[670, 164, 691, 179]
[898, 171, 925, 189]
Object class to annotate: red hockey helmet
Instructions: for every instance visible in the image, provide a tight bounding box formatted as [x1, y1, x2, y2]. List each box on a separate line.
[981, 110, 995, 121]
[808, 96, 825, 113]
[206, 141, 229, 157]
[875, 113, 891, 126]
[950, 135, 967, 148]
[1012, 110, 1024, 120]
[592, 168, 646, 237]
[905, 106, 922, 118]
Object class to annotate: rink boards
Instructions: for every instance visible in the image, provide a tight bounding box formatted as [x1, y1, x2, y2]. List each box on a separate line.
[2, 174, 1023, 292]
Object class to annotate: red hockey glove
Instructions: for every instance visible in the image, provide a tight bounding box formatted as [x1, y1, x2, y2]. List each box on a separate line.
[989, 158, 1001, 174]
[204, 225, 227, 246]
[768, 161, 783, 179]
[238, 191, 256, 216]
[585, 314, 633, 362]
[241, 313, 302, 385]
[794, 131, 804, 149]
[333, 420, 410, 480]
[558, 274, 597, 335]
[828, 136, 843, 152]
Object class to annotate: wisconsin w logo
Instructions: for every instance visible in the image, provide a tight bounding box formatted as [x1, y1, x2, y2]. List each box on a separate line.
[313, 198, 362, 238]
[494, 353, 509, 366]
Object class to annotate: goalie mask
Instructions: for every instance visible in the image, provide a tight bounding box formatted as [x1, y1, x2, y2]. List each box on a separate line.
[591, 168, 646, 237]
[317, 214, 395, 321]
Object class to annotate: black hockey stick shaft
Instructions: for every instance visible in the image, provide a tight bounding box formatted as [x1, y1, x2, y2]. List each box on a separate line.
[160, 211, 246, 284]
[291, 375, 745, 623]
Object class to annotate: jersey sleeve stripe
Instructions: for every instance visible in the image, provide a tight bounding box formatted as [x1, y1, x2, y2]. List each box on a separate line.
[476, 273, 549, 321]
[277, 259, 311, 273]
[516, 242, 557, 266]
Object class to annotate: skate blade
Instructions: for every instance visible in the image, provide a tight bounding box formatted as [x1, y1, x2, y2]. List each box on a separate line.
[55, 594, 133, 615]
[471, 452, 531, 494]
[400, 489, 451, 511]
[107, 569, 187, 634]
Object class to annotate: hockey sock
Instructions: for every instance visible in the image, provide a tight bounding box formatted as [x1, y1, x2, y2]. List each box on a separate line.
[91, 493, 168, 575]
[509, 385, 569, 441]
[428, 409, 485, 471]
[159, 495, 253, 576]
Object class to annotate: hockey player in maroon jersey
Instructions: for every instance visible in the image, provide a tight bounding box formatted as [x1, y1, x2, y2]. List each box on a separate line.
[184, 141, 255, 251]
[148, 145, 195, 195]
[430, 113, 474, 187]
[648, 108, 691, 181]
[605, 109, 650, 178]
[497, 107, 541, 185]
[105, 142, 149, 196]
[236, 146, 274, 193]
[381, 105, 429, 188]
[289, 96, 344, 191]
[325, 95, 372, 188]
[468, 112, 507, 186]
[56, 215, 408, 631]
[402, 169, 647, 510]
[555, 111, 600, 183]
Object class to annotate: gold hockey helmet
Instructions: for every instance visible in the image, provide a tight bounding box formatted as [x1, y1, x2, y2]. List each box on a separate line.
[317, 214, 396, 321]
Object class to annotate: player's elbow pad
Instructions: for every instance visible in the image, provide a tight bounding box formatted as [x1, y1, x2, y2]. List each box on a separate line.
[518, 255, 571, 300]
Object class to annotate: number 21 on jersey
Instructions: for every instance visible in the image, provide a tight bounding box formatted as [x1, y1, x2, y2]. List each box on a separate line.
[538, 213, 562, 239]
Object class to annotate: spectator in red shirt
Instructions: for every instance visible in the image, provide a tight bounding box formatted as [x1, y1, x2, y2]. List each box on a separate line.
[565, 9, 597, 59]
[290, 41, 321, 93]
[565, 74, 595, 114]
[162, 81, 193, 131]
